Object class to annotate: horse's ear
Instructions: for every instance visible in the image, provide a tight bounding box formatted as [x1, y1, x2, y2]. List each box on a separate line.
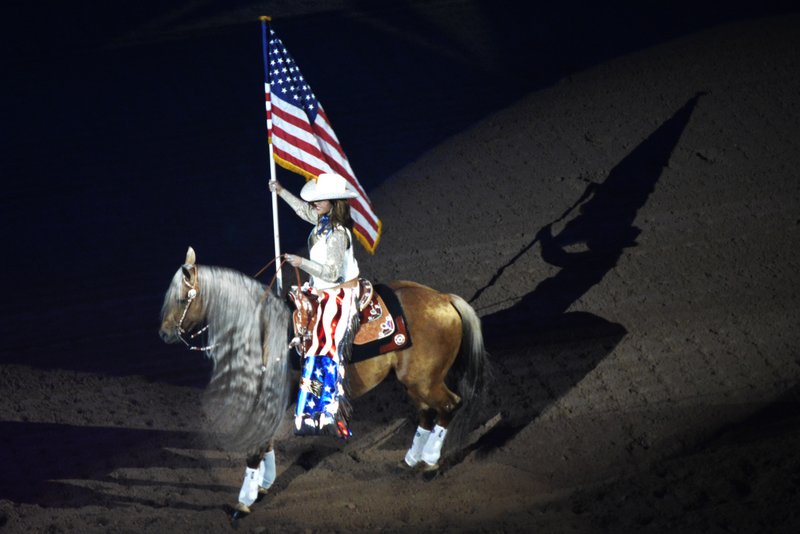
[185, 246, 196, 266]
[181, 263, 196, 283]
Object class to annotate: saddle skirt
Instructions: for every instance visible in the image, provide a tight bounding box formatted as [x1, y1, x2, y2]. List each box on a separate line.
[288, 279, 412, 363]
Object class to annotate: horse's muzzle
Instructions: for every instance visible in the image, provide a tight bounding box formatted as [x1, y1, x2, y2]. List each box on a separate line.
[159, 326, 178, 344]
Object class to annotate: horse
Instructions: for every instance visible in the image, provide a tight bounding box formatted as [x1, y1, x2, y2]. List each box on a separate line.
[159, 247, 489, 514]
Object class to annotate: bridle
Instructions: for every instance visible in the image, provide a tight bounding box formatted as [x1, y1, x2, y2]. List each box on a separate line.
[174, 258, 301, 353]
[175, 265, 215, 352]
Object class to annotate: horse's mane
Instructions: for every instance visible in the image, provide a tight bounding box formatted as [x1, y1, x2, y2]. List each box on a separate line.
[189, 264, 291, 452]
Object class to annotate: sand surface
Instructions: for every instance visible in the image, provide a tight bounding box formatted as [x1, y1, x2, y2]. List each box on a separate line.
[2, 3, 799, 532]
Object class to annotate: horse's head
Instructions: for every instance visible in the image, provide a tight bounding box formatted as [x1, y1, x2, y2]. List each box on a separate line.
[159, 246, 206, 344]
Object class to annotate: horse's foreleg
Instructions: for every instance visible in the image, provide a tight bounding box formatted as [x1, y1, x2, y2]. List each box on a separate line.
[258, 442, 277, 496]
[235, 441, 276, 513]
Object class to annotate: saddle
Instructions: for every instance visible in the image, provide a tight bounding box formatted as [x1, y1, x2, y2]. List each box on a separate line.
[288, 279, 412, 363]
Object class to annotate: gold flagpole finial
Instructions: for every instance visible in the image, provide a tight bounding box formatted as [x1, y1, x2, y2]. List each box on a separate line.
[259, 15, 272, 22]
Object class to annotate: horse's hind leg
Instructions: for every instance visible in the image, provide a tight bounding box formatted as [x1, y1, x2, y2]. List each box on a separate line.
[403, 383, 461, 469]
[403, 406, 435, 467]
[235, 441, 276, 513]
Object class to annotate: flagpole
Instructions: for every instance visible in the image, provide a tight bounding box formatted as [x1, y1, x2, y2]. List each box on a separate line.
[261, 15, 282, 294]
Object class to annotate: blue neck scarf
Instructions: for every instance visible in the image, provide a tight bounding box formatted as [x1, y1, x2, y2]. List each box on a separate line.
[316, 214, 331, 237]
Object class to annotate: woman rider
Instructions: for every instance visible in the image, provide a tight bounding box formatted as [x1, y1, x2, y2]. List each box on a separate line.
[269, 172, 360, 438]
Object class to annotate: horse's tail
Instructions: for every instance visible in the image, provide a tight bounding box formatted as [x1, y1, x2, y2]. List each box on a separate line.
[445, 293, 491, 453]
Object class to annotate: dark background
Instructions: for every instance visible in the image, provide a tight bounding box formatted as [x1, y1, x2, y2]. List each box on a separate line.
[1, 0, 796, 383]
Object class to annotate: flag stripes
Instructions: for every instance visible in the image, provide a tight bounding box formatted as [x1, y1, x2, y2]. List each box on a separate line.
[263, 24, 381, 253]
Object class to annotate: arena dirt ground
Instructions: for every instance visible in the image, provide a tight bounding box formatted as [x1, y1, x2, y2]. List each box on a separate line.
[2, 4, 799, 533]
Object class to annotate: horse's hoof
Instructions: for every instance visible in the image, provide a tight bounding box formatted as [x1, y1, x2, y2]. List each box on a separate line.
[397, 460, 417, 471]
[420, 461, 439, 472]
[258, 486, 269, 495]
[231, 502, 251, 523]
[232, 502, 251, 517]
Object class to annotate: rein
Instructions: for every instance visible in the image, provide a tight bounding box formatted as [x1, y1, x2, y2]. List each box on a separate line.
[254, 256, 302, 293]
[254, 257, 303, 371]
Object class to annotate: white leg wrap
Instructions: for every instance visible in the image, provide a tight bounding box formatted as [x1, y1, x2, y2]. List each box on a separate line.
[256, 458, 265, 487]
[238, 467, 260, 507]
[421, 424, 447, 466]
[404, 426, 432, 467]
[260, 449, 276, 490]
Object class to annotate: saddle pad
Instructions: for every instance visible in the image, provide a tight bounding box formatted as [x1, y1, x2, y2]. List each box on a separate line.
[351, 284, 412, 363]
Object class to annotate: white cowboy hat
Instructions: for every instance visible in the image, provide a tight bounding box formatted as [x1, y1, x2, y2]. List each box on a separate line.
[300, 173, 358, 201]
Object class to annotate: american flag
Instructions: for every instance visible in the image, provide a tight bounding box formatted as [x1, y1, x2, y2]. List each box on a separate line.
[263, 24, 382, 254]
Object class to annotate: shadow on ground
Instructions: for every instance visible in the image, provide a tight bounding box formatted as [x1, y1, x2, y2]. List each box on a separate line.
[469, 93, 704, 454]
[0, 421, 224, 507]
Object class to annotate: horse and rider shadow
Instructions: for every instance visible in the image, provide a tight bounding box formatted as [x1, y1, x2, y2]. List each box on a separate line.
[468, 93, 705, 453]
[0, 417, 345, 511]
[0, 420, 234, 509]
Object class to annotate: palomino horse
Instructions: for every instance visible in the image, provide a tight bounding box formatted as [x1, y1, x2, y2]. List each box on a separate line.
[159, 247, 489, 512]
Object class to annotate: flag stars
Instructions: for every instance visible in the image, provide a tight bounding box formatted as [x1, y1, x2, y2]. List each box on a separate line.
[269, 38, 319, 109]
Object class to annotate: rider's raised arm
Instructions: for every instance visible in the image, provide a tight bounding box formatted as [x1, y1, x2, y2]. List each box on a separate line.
[277, 187, 316, 224]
